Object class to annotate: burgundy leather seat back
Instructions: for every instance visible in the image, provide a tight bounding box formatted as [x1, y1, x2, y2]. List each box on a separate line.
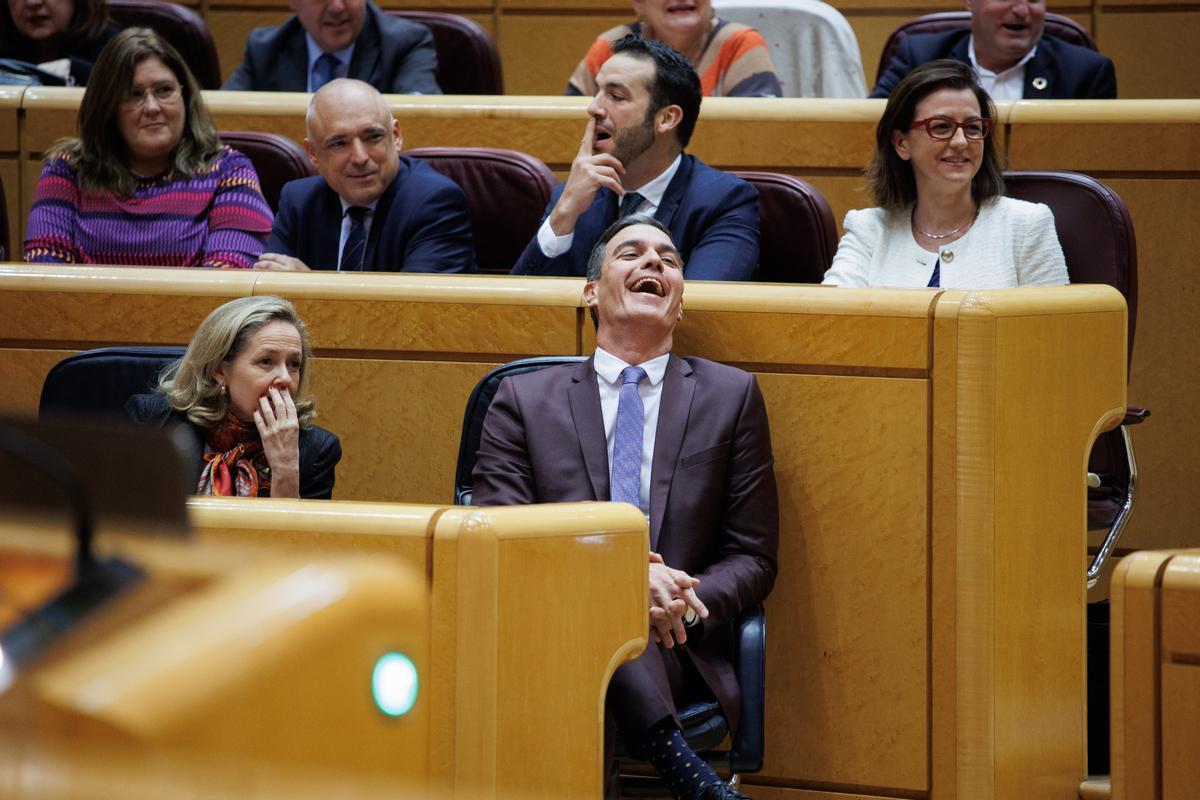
[731, 171, 838, 283]
[406, 147, 555, 274]
[1004, 170, 1137, 360]
[218, 131, 315, 214]
[0, 171, 8, 262]
[107, 0, 222, 89]
[385, 11, 503, 94]
[876, 12, 1097, 82]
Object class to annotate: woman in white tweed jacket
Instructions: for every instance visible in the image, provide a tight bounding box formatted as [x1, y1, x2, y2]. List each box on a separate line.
[823, 60, 1067, 289]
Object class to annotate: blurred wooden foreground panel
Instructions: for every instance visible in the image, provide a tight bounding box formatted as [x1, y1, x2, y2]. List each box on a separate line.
[0, 270, 1127, 799]
[0, 500, 648, 799]
[1110, 549, 1200, 800]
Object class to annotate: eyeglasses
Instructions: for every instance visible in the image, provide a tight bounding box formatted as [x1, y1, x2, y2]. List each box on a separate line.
[120, 82, 182, 109]
[909, 116, 992, 141]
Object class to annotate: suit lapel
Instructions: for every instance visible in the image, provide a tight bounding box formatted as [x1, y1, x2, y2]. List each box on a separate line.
[363, 162, 404, 269]
[318, 186, 342, 270]
[568, 357, 609, 502]
[348, 7, 381, 86]
[649, 355, 694, 550]
[278, 21, 309, 92]
[653, 154, 692, 230]
[1024, 44, 1055, 98]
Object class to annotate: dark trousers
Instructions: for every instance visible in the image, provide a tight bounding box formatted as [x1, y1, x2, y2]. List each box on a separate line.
[606, 641, 712, 758]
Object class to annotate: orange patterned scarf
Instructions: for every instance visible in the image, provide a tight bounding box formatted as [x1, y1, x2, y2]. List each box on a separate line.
[196, 414, 272, 497]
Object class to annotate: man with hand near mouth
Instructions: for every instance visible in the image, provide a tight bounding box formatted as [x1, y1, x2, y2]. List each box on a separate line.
[871, 0, 1116, 100]
[477, 215, 778, 800]
[223, 0, 439, 94]
[512, 35, 760, 280]
[256, 79, 475, 273]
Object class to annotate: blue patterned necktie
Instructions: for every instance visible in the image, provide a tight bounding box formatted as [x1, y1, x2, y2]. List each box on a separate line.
[339, 206, 369, 271]
[610, 365, 648, 507]
[312, 52, 339, 92]
[619, 191, 645, 218]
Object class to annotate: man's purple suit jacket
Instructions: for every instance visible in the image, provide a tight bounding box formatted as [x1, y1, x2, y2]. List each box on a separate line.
[472, 354, 779, 732]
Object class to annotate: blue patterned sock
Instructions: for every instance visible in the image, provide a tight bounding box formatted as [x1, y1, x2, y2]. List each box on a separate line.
[641, 718, 723, 799]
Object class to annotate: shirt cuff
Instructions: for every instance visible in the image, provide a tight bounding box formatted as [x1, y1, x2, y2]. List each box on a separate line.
[537, 218, 574, 257]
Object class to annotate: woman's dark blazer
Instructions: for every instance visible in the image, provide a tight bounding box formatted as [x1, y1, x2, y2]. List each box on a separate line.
[126, 394, 342, 499]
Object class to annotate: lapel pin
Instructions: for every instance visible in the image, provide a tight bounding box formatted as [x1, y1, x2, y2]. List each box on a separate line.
[941, 249, 955, 263]
[1032, 76, 1048, 91]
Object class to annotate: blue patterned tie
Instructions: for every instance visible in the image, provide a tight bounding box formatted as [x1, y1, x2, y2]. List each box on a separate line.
[610, 365, 647, 507]
[312, 52, 339, 92]
[619, 191, 645, 218]
[339, 206, 369, 271]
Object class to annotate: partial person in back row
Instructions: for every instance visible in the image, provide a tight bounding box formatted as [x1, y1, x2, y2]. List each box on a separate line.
[223, 0, 440, 94]
[824, 60, 1068, 289]
[24, 28, 272, 267]
[256, 79, 475, 273]
[871, 0, 1115, 100]
[567, 0, 781, 98]
[515, 35, 759, 280]
[0, 0, 118, 85]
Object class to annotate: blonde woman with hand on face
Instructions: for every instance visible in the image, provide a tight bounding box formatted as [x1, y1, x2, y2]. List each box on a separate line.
[127, 296, 341, 499]
[824, 59, 1068, 289]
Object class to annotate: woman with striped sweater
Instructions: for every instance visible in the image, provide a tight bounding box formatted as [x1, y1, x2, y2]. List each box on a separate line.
[24, 28, 272, 268]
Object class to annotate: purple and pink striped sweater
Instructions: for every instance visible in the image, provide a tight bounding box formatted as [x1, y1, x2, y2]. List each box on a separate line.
[24, 146, 273, 269]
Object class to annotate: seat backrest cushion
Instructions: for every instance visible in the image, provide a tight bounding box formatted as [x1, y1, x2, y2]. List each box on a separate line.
[1004, 170, 1137, 355]
[218, 131, 315, 213]
[731, 171, 838, 283]
[106, 0, 222, 89]
[385, 10, 503, 94]
[406, 147, 556, 275]
[454, 356, 587, 504]
[40, 347, 186, 418]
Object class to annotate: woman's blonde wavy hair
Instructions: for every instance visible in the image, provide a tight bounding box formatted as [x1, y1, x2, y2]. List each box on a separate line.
[158, 296, 317, 428]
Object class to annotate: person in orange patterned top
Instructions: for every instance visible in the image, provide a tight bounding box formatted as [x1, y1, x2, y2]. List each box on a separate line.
[567, 0, 781, 98]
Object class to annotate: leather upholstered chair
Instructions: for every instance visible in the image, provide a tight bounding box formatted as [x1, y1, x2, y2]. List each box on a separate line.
[106, 0, 222, 89]
[876, 11, 1097, 82]
[218, 131, 315, 213]
[1005, 171, 1144, 777]
[40, 347, 185, 419]
[732, 171, 838, 283]
[405, 147, 556, 275]
[455, 357, 768, 793]
[0, 171, 9, 262]
[385, 10, 503, 94]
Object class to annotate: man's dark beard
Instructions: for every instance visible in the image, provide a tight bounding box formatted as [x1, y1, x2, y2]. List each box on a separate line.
[610, 115, 656, 167]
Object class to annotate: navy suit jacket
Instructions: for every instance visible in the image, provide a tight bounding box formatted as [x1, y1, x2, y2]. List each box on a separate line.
[222, 1, 440, 94]
[472, 355, 779, 732]
[511, 154, 760, 280]
[870, 31, 1116, 100]
[267, 156, 476, 273]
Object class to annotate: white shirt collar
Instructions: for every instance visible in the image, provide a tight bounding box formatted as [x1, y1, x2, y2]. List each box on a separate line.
[338, 196, 381, 216]
[967, 34, 1038, 79]
[627, 154, 683, 211]
[593, 347, 670, 387]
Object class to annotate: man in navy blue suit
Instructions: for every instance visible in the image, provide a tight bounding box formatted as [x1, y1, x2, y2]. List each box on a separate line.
[223, 0, 439, 94]
[511, 36, 759, 281]
[256, 80, 475, 273]
[871, 0, 1116, 100]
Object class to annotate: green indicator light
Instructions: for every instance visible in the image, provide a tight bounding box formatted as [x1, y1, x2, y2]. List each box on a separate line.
[372, 652, 418, 717]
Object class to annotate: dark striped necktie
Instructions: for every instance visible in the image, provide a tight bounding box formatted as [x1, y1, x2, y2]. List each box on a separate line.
[619, 191, 646, 218]
[339, 206, 370, 271]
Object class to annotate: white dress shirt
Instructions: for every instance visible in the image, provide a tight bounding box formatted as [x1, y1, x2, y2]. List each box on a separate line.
[336, 197, 380, 270]
[305, 34, 356, 92]
[969, 35, 1038, 101]
[536, 154, 684, 257]
[593, 346, 670, 518]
